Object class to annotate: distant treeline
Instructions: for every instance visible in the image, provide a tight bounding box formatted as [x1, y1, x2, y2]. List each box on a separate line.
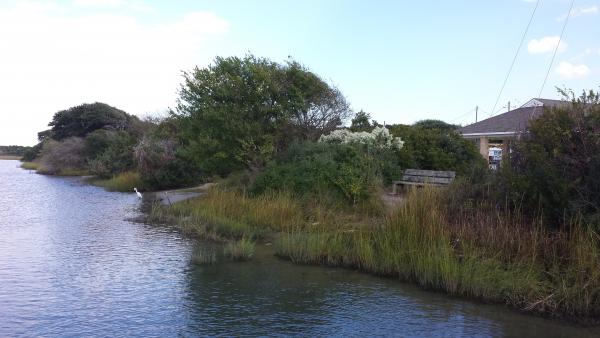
[0, 145, 32, 156]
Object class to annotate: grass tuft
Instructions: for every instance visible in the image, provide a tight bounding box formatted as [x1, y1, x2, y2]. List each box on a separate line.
[224, 237, 255, 261]
[192, 247, 217, 265]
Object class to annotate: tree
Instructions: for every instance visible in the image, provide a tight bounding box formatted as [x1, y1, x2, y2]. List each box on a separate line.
[413, 119, 459, 131]
[350, 110, 372, 131]
[175, 54, 352, 177]
[282, 61, 351, 141]
[48, 102, 138, 140]
[503, 89, 600, 229]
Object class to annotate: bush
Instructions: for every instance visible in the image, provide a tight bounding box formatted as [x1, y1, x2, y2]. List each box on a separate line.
[387, 122, 486, 176]
[251, 142, 383, 204]
[86, 130, 136, 178]
[501, 91, 600, 229]
[38, 138, 87, 175]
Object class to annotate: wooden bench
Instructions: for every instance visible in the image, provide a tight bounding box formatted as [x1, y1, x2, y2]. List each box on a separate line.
[391, 169, 456, 194]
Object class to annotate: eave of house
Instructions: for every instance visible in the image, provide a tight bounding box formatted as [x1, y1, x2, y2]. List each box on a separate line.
[461, 131, 518, 139]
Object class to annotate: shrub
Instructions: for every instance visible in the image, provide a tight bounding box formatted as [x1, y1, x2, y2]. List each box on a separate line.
[86, 130, 136, 178]
[251, 142, 384, 204]
[38, 138, 87, 175]
[387, 122, 486, 176]
[502, 91, 600, 229]
[134, 136, 202, 190]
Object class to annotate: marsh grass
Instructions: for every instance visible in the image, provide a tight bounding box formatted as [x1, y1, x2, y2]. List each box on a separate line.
[149, 184, 600, 321]
[21, 161, 89, 176]
[20, 162, 41, 170]
[275, 187, 600, 321]
[192, 247, 217, 265]
[91, 171, 145, 192]
[224, 237, 255, 261]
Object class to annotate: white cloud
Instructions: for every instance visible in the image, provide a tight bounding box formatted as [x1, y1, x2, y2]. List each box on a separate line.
[557, 5, 598, 21]
[556, 61, 590, 78]
[73, 0, 124, 6]
[73, 0, 154, 12]
[527, 36, 567, 54]
[0, 3, 229, 145]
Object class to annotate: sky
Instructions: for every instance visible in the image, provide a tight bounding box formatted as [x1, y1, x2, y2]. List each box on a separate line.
[1, 0, 599, 146]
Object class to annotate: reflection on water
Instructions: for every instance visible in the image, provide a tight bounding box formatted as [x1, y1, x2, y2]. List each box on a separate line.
[0, 160, 598, 337]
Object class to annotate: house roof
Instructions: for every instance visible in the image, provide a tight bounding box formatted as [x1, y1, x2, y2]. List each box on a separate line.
[460, 98, 568, 136]
[459, 106, 544, 135]
[520, 98, 569, 109]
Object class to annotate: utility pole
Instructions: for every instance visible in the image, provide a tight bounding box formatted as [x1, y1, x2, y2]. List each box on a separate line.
[475, 106, 478, 123]
[508, 101, 511, 112]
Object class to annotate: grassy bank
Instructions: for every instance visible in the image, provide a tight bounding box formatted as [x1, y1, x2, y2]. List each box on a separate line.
[20, 162, 40, 170]
[0, 155, 22, 160]
[150, 186, 600, 322]
[20, 161, 89, 176]
[88, 171, 145, 192]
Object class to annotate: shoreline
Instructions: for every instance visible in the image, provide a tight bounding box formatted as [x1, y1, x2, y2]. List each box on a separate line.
[0, 155, 22, 160]
[146, 187, 600, 326]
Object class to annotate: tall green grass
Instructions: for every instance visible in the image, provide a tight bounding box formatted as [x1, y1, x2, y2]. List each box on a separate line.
[91, 171, 145, 192]
[275, 187, 600, 321]
[20, 162, 40, 170]
[224, 237, 255, 261]
[149, 185, 600, 321]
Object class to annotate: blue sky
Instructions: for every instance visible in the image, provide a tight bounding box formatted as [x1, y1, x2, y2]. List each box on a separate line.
[1, 0, 599, 145]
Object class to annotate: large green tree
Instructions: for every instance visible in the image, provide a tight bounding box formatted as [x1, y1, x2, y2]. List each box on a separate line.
[175, 55, 351, 176]
[503, 89, 600, 228]
[47, 102, 142, 140]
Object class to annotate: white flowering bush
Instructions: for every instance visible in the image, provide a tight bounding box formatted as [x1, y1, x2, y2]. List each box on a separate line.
[319, 126, 404, 151]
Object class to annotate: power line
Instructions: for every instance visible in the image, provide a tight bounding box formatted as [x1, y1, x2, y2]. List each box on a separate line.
[489, 0, 540, 117]
[449, 107, 476, 123]
[538, 0, 575, 98]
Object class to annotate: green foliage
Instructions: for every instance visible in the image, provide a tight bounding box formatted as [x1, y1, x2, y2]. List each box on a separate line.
[252, 141, 395, 204]
[413, 119, 459, 131]
[224, 237, 255, 261]
[21, 142, 43, 161]
[349, 110, 372, 131]
[175, 54, 351, 177]
[142, 155, 203, 190]
[388, 122, 486, 176]
[86, 130, 136, 178]
[133, 134, 202, 190]
[0, 145, 32, 156]
[24, 102, 154, 181]
[502, 91, 600, 229]
[90, 171, 145, 192]
[47, 102, 139, 140]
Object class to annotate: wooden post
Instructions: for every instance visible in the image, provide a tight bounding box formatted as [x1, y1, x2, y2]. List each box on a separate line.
[479, 137, 489, 161]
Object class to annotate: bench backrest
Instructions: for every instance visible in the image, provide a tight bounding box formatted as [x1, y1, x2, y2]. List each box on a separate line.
[401, 169, 455, 185]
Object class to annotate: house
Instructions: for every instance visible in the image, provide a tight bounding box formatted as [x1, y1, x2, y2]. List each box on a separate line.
[459, 98, 566, 162]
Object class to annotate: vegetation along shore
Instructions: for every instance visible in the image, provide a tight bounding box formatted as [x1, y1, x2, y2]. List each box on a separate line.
[18, 54, 600, 323]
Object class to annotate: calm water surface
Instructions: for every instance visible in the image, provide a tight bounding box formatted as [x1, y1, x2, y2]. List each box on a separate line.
[0, 160, 598, 337]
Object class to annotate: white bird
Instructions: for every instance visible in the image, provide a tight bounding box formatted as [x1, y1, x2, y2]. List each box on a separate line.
[134, 187, 142, 199]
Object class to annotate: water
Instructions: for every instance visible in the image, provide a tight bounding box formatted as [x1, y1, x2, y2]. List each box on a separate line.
[0, 160, 598, 337]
